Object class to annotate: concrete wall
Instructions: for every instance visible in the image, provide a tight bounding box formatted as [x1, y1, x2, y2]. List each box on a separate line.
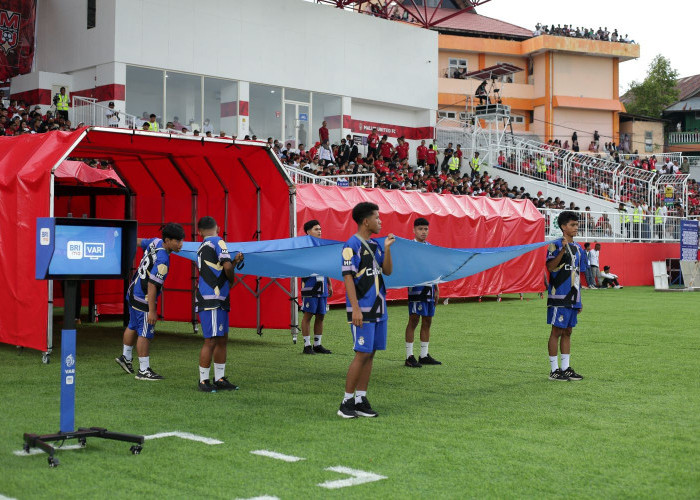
[553, 108, 611, 146]
[620, 119, 665, 154]
[553, 53, 613, 99]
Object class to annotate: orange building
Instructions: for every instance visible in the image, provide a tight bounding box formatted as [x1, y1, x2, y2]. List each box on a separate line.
[426, 6, 639, 147]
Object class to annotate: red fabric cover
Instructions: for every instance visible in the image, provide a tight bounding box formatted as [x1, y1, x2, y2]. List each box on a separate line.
[54, 160, 125, 187]
[295, 184, 546, 303]
[0, 129, 292, 351]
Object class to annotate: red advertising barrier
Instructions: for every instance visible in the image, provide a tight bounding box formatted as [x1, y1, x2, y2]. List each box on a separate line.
[593, 242, 679, 286]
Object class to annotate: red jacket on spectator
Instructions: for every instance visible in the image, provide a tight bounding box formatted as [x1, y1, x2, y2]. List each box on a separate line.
[308, 144, 319, 160]
[368, 133, 379, 149]
[380, 141, 393, 159]
[319, 126, 329, 143]
[396, 142, 409, 160]
[426, 148, 437, 165]
[417, 145, 428, 160]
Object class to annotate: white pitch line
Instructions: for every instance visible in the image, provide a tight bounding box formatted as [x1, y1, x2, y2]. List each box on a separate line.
[144, 431, 223, 445]
[0, 494, 18, 500]
[250, 450, 306, 462]
[235, 497, 280, 500]
[317, 466, 387, 489]
[13, 444, 84, 456]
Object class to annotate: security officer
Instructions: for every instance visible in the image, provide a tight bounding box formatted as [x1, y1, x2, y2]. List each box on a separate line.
[470, 152, 481, 181]
[632, 200, 642, 241]
[147, 113, 159, 132]
[536, 156, 547, 179]
[618, 202, 630, 238]
[448, 154, 460, 174]
[55, 87, 69, 121]
[654, 203, 665, 241]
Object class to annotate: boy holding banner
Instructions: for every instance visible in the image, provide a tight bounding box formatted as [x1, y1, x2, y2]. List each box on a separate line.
[300, 219, 333, 355]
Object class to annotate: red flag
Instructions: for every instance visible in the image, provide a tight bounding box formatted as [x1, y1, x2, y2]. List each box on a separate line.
[0, 0, 36, 80]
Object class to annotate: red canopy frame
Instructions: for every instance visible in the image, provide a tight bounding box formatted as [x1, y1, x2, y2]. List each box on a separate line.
[0, 128, 297, 355]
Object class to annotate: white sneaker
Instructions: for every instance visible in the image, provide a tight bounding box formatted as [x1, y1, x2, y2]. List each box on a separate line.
[614, 285, 622, 289]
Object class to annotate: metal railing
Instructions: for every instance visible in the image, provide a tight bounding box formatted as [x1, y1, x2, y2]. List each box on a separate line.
[71, 96, 138, 129]
[283, 166, 375, 188]
[618, 152, 683, 165]
[539, 208, 687, 242]
[668, 131, 700, 145]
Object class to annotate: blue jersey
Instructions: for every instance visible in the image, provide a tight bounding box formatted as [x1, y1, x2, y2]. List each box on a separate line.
[128, 238, 170, 312]
[341, 235, 386, 323]
[546, 240, 587, 309]
[301, 275, 330, 298]
[196, 236, 233, 312]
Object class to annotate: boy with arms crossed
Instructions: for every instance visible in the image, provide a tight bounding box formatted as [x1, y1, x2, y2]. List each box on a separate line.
[338, 202, 395, 418]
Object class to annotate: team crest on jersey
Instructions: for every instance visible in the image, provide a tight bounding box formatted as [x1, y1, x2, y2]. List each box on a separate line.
[305, 302, 310, 308]
[558, 315, 564, 322]
[219, 324, 223, 332]
[0, 9, 20, 55]
[358, 336, 365, 346]
[418, 304, 422, 311]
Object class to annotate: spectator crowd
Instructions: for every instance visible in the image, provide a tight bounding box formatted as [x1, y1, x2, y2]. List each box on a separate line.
[533, 24, 635, 43]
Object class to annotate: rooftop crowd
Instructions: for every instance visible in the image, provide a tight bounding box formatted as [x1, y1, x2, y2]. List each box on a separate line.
[533, 24, 635, 43]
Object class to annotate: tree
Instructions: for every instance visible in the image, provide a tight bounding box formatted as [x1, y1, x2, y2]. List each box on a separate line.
[624, 55, 679, 118]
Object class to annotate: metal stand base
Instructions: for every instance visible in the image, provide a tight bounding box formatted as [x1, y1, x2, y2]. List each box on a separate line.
[23, 427, 144, 467]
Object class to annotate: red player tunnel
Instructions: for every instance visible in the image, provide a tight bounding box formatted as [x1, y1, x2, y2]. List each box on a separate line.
[0, 128, 295, 352]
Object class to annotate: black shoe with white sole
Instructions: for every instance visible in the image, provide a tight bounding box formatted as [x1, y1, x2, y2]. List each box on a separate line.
[405, 355, 422, 368]
[198, 379, 216, 392]
[419, 354, 442, 365]
[354, 396, 378, 418]
[549, 368, 569, 381]
[562, 367, 583, 381]
[115, 355, 134, 374]
[135, 367, 164, 380]
[337, 398, 357, 419]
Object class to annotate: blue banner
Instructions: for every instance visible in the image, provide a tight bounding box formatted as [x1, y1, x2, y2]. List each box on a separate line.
[60, 329, 76, 433]
[177, 236, 550, 288]
[680, 220, 699, 261]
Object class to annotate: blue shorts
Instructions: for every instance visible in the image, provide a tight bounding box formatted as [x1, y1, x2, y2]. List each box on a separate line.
[301, 296, 328, 315]
[199, 308, 229, 338]
[408, 301, 435, 317]
[547, 307, 579, 329]
[351, 320, 387, 353]
[127, 306, 155, 339]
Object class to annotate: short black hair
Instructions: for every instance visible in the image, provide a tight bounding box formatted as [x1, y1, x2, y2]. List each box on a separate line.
[583, 242, 590, 249]
[303, 219, 320, 233]
[414, 217, 429, 227]
[604, 265, 610, 271]
[197, 216, 217, 230]
[557, 211, 578, 229]
[161, 222, 185, 241]
[352, 202, 379, 225]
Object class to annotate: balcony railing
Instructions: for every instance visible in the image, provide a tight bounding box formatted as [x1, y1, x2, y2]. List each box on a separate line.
[668, 131, 700, 145]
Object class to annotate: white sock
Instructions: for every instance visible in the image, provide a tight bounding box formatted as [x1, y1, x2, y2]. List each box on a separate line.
[199, 365, 210, 383]
[122, 345, 133, 361]
[355, 390, 367, 403]
[420, 342, 429, 358]
[139, 356, 149, 372]
[549, 356, 558, 372]
[314, 335, 322, 346]
[343, 392, 354, 402]
[214, 363, 225, 380]
[303, 336, 311, 347]
[406, 342, 414, 358]
[560, 354, 570, 371]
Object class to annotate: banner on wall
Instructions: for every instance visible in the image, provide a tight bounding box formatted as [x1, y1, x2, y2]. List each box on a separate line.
[0, 0, 36, 80]
[680, 219, 699, 261]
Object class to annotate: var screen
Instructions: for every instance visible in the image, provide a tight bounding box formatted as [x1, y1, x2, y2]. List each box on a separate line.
[48, 225, 123, 276]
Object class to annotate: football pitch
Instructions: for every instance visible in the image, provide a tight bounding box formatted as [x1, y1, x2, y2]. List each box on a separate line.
[1, 287, 698, 499]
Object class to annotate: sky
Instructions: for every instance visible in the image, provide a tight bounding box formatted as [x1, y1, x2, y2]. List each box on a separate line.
[476, 0, 697, 91]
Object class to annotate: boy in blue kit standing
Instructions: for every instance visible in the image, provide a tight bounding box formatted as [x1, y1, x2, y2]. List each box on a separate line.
[115, 223, 185, 380]
[195, 216, 244, 392]
[300, 219, 333, 355]
[405, 218, 441, 368]
[338, 202, 395, 419]
[546, 211, 585, 382]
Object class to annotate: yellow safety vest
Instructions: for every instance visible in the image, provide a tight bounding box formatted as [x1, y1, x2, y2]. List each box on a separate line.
[471, 157, 480, 171]
[56, 94, 69, 111]
[632, 207, 642, 223]
[621, 210, 630, 223]
[148, 121, 159, 132]
[448, 156, 460, 171]
[537, 158, 547, 173]
[654, 207, 663, 225]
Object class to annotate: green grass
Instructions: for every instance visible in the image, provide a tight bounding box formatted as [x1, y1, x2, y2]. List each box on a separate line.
[1, 287, 698, 499]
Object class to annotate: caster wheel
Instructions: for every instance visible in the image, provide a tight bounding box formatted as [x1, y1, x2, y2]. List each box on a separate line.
[48, 457, 59, 467]
[42, 352, 50, 364]
[130, 445, 142, 455]
[292, 334, 297, 345]
[78, 438, 87, 447]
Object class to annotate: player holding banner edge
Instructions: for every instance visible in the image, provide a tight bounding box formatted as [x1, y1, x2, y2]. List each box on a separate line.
[546, 211, 585, 382]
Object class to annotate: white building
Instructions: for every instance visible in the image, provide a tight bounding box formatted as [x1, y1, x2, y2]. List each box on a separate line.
[12, 0, 437, 160]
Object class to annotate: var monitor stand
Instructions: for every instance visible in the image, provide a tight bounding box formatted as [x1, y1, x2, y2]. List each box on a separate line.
[23, 280, 145, 467]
